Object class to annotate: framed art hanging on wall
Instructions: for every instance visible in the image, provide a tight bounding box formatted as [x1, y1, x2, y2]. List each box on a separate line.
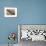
[4, 7, 17, 17]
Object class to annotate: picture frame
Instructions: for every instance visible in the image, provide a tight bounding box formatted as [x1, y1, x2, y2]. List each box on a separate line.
[18, 24, 46, 42]
[4, 7, 17, 17]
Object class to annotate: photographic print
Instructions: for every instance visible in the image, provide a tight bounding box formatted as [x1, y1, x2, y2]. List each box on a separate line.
[4, 7, 17, 17]
[18, 24, 46, 41]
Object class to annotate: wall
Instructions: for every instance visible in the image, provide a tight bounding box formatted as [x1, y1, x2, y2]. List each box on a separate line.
[0, 0, 46, 44]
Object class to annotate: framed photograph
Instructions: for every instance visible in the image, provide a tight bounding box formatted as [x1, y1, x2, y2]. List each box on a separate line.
[18, 24, 46, 42]
[4, 7, 17, 17]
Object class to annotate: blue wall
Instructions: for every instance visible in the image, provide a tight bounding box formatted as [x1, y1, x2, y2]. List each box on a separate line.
[0, 0, 46, 44]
